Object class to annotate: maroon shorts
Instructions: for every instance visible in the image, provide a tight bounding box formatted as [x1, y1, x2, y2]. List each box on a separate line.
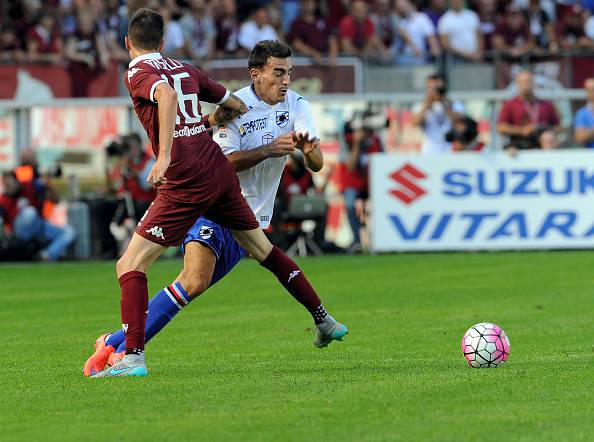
[136, 167, 259, 247]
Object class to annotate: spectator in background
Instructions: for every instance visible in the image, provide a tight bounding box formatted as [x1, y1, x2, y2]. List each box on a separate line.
[539, 129, 560, 150]
[0, 24, 25, 62]
[180, 0, 216, 66]
[395, 0, 440, 65]
[105, 133, 157, 254]
[492, 4, 534, 59]
[323, 0, 349, 32]
[65, 10, 110, 97]
[238, 6, 278, 51]
[26, 10, 62, 64]
[424, 0, 447, 29]
[339, 0, 391, 61]
[370, 0, 405, 61]
[555, 5, 594, 51]
[281, 0, 302, 34]
[0, 171, 75, 262]
[289, 0, 338, 65]
[93, 0, 129, 63]
[412, 73, 465, 154]
[342, 118, 383, 252]
[526, 0, 556, 53]
[159, 5, 187, 58]
[447, 115, 485, 151]
[279, 153, 317, 204]
[497, 71, 561, 151]
[438, 0, 483, 62]
[476, 0, 497, 52]
[214, 0, 244, 58]
[573, 77, 594, 148]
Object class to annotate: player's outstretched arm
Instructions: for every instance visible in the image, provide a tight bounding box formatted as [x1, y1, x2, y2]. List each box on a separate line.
[227, 133, 295, 172]
[147, 83, 177, 186]
[208, 93, 248, 127]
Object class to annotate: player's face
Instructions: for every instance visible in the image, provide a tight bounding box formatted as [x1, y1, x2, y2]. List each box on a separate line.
[255, 57, 292, 105]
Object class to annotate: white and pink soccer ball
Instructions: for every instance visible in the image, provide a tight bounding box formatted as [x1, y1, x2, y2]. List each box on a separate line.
[461, 323, 510, 368]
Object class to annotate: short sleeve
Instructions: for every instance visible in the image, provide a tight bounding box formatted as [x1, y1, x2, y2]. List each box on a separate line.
[469, 12, 480, 29]
[421, 14, 436, 36]
[586, 17, 594, 39]
[437, 14, 451, 35]
[497, 100, 512, 124]
[339, 18, 354, 40]
[294, 97, 319, 141]
[574, 108, 589, 128]
[193, 67, 230, 104]
[213, 119, 241, 155]
[126, 65, 166, 103]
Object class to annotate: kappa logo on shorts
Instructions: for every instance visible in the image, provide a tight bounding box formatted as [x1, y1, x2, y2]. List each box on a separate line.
[146, 226, 165, 240]
[199, 225, 214, 240]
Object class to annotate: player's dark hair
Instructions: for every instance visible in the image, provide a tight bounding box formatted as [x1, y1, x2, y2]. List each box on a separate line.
[128, 8, 164, 50]
[248, 40, 292, 70]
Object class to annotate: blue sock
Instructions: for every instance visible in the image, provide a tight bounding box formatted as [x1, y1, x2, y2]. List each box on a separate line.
[106, 281, 192, 353]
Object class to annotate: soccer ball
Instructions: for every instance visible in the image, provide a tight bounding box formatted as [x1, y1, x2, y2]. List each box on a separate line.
[461, 323, 510, 368]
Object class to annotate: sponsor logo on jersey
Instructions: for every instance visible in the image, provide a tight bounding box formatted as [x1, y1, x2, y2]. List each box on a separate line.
[127, 68, 142, 80]
[262, 132, 274, 145]
[174, 124, 207, 138]
[199, 225, 214, 240]
[276, 111, 289, 128]
[240, 117, 267, 137]
[146, 226, 165, 240]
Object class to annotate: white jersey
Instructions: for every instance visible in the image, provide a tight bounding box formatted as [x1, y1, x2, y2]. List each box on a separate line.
[213, 85, 318, 228]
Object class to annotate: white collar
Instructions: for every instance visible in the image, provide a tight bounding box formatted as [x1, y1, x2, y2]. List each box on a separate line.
[129, 52, 162, 68]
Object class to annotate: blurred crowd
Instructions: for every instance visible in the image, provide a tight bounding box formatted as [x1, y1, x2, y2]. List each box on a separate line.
[4, 0, 594, 71]
[0, 150, 75, 261]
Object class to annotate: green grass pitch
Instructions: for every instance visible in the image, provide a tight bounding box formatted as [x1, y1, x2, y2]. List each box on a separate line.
[2, 251, 594, 441]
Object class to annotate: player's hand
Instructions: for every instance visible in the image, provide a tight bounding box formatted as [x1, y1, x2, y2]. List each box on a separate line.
[147, 156, 170, 187]
[265, 133, 295, 158]
[292, 131, 315, 155]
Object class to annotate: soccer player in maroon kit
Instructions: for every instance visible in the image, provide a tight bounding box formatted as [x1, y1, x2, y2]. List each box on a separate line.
[91, 9, 347, 378]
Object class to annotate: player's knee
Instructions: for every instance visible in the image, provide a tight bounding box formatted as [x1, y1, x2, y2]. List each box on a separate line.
[116, 255, 138, 277]
[181, 275, 209, 298]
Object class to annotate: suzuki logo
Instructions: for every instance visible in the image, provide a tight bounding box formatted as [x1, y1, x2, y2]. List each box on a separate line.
[389, 163, 427, 205]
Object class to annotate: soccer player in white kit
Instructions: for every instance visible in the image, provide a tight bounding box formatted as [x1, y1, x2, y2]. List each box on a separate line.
[83, 40, 348, 374]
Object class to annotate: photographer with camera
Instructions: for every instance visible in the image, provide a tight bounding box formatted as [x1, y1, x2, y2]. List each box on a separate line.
[0, 170, 75, 261]
[497, 71, 561, 152]
[341, 114, 384, 252]
[105, 133, 157, 254]
[412, 73, 465, 154]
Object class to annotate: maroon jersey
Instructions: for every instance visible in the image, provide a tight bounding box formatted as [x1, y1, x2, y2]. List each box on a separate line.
[124, 52, 230, 202]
